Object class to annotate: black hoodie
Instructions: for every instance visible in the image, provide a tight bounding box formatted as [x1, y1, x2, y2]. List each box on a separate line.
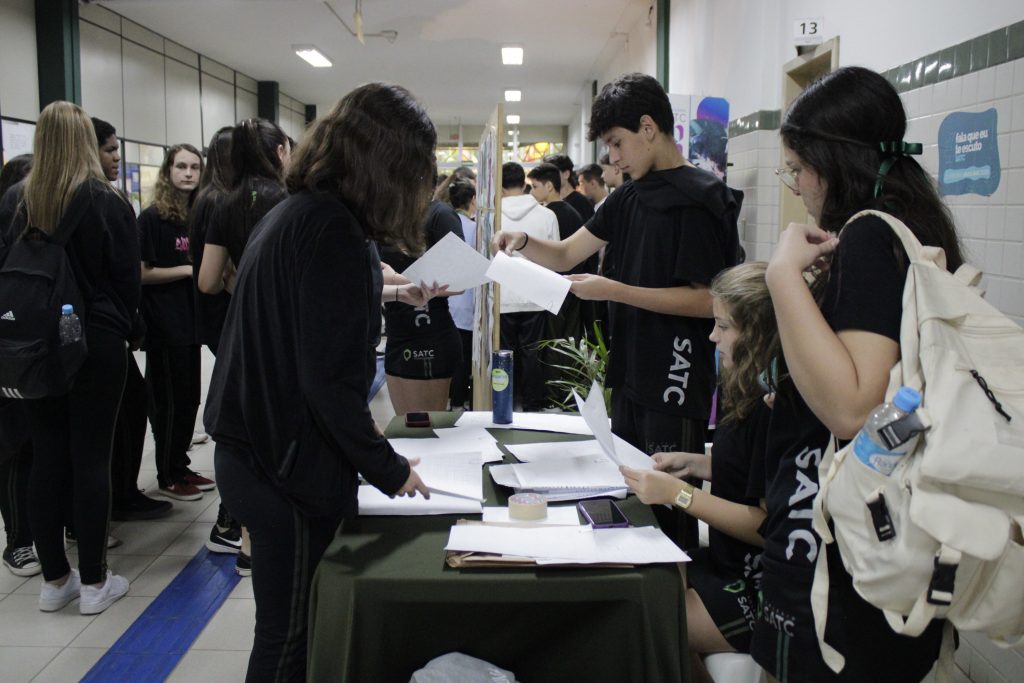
[586, 165, 742, 420]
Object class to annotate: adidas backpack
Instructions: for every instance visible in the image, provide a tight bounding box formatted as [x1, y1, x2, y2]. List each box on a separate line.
[0, 200, 88, 399]
[809, 210, 1024, 679]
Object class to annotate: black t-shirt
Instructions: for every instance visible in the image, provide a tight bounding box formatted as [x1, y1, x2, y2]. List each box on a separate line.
[565, 190, 595, 225]
[708, 400, 769, 579]
[380, 201, 464, 338]
[761, 215, 904, 577]
[547, 200, 597, 275]
[189, 190, 231, 349]
[139, 206, 195, 347]
[755, 214, 946, 682]
[586, 165, 742, 419]
[206, 178, 288, 266]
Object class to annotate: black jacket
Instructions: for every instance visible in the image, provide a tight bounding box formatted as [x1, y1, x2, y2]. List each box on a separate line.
[204, 192, 409, 518]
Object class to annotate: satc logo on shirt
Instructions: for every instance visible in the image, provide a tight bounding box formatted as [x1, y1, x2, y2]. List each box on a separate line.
[786, 445, 823, 564]
[403, 349, 435, 362]
[663, 336, 692, 406]
[175, 236, 190, 253]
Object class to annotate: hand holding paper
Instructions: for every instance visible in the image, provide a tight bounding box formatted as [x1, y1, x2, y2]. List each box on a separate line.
[401, 231, 491, 291]
[485, 251, 570, 315]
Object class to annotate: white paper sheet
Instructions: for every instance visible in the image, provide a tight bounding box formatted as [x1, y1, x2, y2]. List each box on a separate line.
[573, 382, 620, 465]
[512, 456, 625, 489]
[454, 411, 594, 436]
[445, 525, 690, 564]
[433, 426, 504, 463]
[504, 440, 602, 462]
[488, 463, 628, 502]
[358, 485, 482, 516]
[412, 451, 484, 501]
[481, 506, 583, 526]
[485, 251, 570, 314]
[400, 231, 491, 291]
[388, 436, 500, 465]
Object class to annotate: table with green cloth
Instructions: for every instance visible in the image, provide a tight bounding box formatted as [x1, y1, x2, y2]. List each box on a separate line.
[307, 411, 688, 682]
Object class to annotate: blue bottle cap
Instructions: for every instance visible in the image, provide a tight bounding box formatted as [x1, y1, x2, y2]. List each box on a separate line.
[893, 386, 921, 412]
[61, 304, 74, 316]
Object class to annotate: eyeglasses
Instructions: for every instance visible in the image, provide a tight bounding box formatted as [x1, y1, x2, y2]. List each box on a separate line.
[774, 166, 799, 192]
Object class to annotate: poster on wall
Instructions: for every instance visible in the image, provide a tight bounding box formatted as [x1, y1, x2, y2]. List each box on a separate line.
[1, 119, 35, 164]
[938, 108, 1000, 196]
[127, 163, 142, 215]
[668, 95, 730, 181]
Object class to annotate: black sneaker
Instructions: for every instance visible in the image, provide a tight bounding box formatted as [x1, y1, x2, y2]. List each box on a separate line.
[206, 524, 242, 554]
[235, 551, 251, 577]
[3, 545, 41, 577]
[112, 490, 174, 521]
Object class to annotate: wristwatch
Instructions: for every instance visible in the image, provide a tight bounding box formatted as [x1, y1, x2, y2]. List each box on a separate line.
[673, 482, 695, 510]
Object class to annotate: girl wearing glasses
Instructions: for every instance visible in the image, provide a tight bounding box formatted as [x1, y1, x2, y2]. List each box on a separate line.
[753, 66, 963, 682]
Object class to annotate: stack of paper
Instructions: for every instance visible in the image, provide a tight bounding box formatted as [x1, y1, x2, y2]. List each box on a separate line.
[489, 463, 627, 502]
[389, 432, 501, 465]
[445, 524, 691, 565]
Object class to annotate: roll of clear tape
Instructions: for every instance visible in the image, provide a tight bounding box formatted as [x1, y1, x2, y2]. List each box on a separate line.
[508, 492, 547, 521]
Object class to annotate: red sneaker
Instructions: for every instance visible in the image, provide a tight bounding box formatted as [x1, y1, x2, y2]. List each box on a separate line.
[158, 481, 204, 501]
[183, 470, 216, 492]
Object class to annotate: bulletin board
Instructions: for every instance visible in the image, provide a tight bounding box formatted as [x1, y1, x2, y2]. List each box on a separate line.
[1, 118, 36, 164]
[471, 103, 504, 409]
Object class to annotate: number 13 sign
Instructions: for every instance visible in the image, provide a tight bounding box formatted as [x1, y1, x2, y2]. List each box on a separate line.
[794, 18, 824, 46]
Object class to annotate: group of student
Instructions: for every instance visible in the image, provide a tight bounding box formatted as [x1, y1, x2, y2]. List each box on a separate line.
[0, 63, 966, 683]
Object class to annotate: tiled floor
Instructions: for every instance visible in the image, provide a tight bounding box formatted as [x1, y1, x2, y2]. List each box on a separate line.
[0, 347, 398, 682]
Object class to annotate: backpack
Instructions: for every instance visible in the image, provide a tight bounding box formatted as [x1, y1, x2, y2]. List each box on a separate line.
[809, 210, 1024, 679]
[0, 200, 89, 399]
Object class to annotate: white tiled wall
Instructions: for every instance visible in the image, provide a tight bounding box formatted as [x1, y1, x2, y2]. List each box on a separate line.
[904, 57, 1024, 327]
[726, 130, 781, 263]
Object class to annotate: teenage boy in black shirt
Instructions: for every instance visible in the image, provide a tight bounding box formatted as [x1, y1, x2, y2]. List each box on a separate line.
[543, 153, 595, 224]
[494, 72, 742, 510]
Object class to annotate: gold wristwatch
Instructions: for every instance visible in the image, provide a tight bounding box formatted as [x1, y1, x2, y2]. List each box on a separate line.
[673, 482, 695, 510]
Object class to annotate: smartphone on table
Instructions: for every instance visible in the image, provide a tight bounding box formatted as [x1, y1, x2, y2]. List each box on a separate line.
[577, 498, 630, 528]
[404, 411, 431, 428]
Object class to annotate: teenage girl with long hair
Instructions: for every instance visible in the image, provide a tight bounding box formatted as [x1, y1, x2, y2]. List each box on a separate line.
[621, 262, 775, 683]
[140, 143, 207, 501]
[197, 118, 289, 296]
[205, 83, 432, 682]
[753, 65, 961, 682]
[1, 101, 140, 613]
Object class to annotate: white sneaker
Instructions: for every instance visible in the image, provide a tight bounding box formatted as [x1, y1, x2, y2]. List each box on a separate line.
[39, 569, 81, 612]
[191, 431, 210, 445]
[79, 571, 129, 615]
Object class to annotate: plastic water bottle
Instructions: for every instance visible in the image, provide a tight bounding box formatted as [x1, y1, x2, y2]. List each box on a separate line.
[58, 304, 82, 345]
[852, 386, 922, 476]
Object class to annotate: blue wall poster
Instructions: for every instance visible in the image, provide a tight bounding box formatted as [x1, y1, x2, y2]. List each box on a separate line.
[938, 109, 1000, 196]
[668, 94, 730, 181]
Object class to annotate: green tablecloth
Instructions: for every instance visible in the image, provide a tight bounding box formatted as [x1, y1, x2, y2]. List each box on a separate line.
[308, 411, 688, 682]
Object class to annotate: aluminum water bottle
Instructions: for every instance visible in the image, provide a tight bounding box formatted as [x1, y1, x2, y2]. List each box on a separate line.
[491, 350, 513, 424]
[852, 386, 922, 476]
[58, 304, 82, 345]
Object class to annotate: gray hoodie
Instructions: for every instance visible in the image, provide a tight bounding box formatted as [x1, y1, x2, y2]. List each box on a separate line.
[499, 194, 561, 313]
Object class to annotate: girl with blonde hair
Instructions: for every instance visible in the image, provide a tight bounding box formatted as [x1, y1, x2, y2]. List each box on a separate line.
[0, 101, 140, 614]
[139, 143, 207, 501]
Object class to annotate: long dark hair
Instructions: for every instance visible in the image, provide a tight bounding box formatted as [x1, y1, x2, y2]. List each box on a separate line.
[781, 66, 963, 272]
[220, 118, 288, 258]
[188, 127, 234, 259]
[286, 83, 436, 253]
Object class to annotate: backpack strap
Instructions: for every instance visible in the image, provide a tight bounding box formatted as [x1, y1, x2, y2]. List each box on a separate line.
[811, 437, 847, 673]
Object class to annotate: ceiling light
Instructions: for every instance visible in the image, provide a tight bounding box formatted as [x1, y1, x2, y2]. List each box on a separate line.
[501, 46, 524, 65]
[506, 114, 520, 125]
[504, 89, 522, 102]
[293, 45, 332, 68]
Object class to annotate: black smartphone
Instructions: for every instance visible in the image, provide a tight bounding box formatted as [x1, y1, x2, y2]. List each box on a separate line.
[577, 499, 630, 528]
[404, 411, 431, 428]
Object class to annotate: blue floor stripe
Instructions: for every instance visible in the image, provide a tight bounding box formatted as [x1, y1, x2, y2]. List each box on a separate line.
[81, 549, 241, 682]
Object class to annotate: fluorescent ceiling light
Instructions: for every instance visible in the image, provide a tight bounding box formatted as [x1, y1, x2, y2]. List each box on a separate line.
[506, 114, 520, 125]
[293, 45, 332, 68]
[501, 46, 524, 65]
[504, 89, 522, 102]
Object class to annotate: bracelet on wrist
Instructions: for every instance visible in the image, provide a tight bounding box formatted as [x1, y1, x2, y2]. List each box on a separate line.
[514, 233, 529, 251]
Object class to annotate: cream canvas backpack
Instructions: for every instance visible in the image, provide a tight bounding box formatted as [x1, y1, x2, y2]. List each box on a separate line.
[809, 210, 1024, 678]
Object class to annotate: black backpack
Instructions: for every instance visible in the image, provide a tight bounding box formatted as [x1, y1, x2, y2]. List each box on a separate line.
[0, 199, 89, 399]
